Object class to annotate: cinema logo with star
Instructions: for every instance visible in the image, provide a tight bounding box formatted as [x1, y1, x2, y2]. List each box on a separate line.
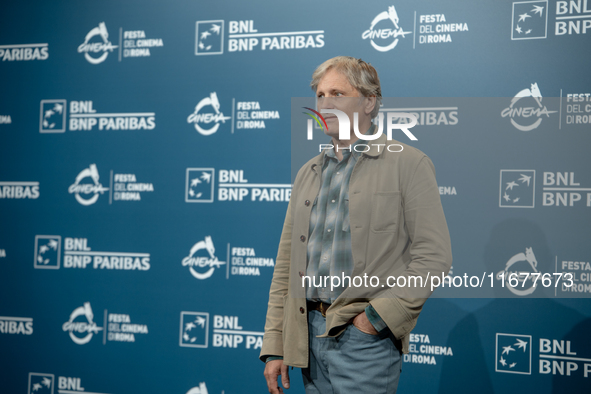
[362, 5, 412, 52]
[495, 247, 542, 296]
[187, 93, 232, 136]
[500, 83, 557, 132]
[499, 170, 535, 208]
[182, 236, 226, 280]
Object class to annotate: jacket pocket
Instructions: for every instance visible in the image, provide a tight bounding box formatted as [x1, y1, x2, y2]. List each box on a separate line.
[370, 192, 400, 233]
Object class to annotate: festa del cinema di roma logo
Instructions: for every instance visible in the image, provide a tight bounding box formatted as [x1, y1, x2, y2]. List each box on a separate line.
[186, 382, 211, 394]
[78, 22, 118, 64]
[187, 92, 231, 135]
[496, 247, 541, 296]
[62, 302, 148, 345]
[68, 164, 109, 206]
[501, 83, 556, 131]
[62, 302, 102, 345]
[362, 5, 412, 52]
[495, 247, 574, 296]
[182, 236, 226, 279]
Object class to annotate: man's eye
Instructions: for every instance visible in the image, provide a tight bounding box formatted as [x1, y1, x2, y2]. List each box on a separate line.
[335, 92, 343, 97]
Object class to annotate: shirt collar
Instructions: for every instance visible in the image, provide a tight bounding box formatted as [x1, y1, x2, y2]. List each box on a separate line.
[323, 124, 377, 163]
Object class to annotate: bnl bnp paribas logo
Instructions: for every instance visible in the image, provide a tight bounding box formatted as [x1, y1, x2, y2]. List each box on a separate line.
[501, 170, 591, 208]
[195, 19, 324, 55]
[34, 235, 151, 271]
[34, 235, 61, 269]
[39, 100, 65, 133]
[496, 333, 591, 378]
[511, 1, 548, 40]
[512, 0, 591, 39]
[0, 42, 48, 62]
[499, 170, 535, 208]
[29, 373, 110, 394]
[186, 168, 291, 203]
[195, 21, 223, 55]
[180, 312, 209, 348]
[362, 5, 412, 52]
[27, 373, 53, 394]
[496, 333, 532, 374]
[0, 181, 40, 199]
[180, 312, 263, 350]
[40, 99, 156, 133]
[501, 83, 556, 132]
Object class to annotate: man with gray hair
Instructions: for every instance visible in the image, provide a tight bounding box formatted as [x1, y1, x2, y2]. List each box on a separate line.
[261, 56, 452, 393]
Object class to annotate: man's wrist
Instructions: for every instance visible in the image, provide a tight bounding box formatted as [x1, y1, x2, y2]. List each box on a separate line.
[365, 304, 389, 334]
[265, 356, 283, 364]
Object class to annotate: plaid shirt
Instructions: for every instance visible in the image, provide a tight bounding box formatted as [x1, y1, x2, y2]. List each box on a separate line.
[306, 139, 364, 303]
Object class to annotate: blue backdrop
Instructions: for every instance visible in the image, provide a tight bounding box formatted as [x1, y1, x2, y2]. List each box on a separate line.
[1, 1, 590, 393]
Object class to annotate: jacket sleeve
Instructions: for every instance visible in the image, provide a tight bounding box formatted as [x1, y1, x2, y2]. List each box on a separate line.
[371, 155, 452, 340]
[259, 197, 293, 361]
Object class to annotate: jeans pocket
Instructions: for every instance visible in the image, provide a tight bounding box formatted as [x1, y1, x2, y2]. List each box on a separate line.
[349, 323, 380, 340]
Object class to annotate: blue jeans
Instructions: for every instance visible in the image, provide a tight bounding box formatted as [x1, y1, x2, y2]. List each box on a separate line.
[303, 310, 402, 394]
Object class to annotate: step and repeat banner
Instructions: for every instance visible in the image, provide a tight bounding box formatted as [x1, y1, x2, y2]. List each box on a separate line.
[1, 0, 590, 393]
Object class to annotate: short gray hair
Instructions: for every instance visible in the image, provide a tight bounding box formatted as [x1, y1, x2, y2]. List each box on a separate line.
[310, 56, 382, 119]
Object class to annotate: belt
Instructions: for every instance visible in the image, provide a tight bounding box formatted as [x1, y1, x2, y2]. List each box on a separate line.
[307, 300, 331, 317]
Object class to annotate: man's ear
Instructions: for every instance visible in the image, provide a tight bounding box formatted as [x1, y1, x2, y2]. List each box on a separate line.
[364, 96, 376, 116]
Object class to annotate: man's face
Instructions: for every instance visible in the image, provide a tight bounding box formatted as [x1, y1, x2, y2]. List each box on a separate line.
[316, 69, 369, 140]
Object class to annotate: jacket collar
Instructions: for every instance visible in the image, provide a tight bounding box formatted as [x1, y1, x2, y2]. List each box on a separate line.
[310, 124, 386, 173]
[311, 152, 324, 174]
[363, 132, 388, 157]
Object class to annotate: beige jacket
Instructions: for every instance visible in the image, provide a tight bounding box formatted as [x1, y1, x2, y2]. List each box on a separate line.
[260, 134, 452, 368]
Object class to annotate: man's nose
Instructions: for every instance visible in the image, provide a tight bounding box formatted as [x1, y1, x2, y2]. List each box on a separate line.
[318, 96, 336, 109]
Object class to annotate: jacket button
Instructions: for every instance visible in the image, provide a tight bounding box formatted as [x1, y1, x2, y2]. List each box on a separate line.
[300, 235, 306, 242]
[305, 200, 310, 206]
[300, 307, 305, 314]
[299, 271, 305, 277]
